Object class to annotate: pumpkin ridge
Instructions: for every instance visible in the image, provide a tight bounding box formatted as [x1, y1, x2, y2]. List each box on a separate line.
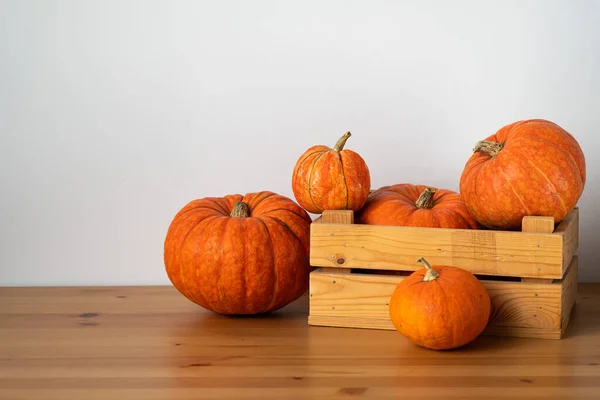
[175, 215, 211, 293]
[337, 151, 349, 210]
[256, 217, 279, 312]
[172, 205, 224, 222]
[207, 198, 232, 215]
[183, 215, 223, 309]
[472, 165, 486, 224]
[500, 169, 531, 215]
[266, 215, 304, 250]
[239, 219, 248, 313]
[433, 277, 456, 348]
[296, 148, 327, 167]
[429, 208, 439, 227]
[526, 132, 586, 186]
[307, 152, 327, 213]
[261, 207, 312, 223]
[247, 192, 278, 214]
[216, 217, 232, 313]
[524, 158, 568, 216]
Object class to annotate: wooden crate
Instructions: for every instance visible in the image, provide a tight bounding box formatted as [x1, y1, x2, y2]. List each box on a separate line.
[308, 208, 579, 339]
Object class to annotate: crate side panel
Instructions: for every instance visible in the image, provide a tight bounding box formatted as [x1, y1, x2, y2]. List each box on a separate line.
[561, 255, 578, 336]
[308, 315, 562, 339]
[485, 280, 561, 330]
[310, 223, 564, 279]
[482, 325, 562, 340]
[310, 270, 562, 331]
[310, 271, 403, 319]
[308, 315, 395, 330]
[555, 207, 579, 275]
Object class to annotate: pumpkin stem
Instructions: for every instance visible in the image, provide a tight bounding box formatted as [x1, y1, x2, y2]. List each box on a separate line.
[333, 131, 352, 152]
[473, 140, 503, 157]
[230, 201, 249, 218]
[417, 257, 440, 282]
[415, 187, 436, 209]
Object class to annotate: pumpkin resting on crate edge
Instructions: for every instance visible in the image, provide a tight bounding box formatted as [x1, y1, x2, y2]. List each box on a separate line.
[356, 184, 480, 229]
[291, 131, 371, 214]
[459, 119, 586, 230]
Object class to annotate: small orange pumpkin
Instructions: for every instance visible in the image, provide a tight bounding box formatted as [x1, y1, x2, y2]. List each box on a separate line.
[389, 258, 491, 350]
[291, 131, 371, 214]
[356, 184, 480, 229]
[164, 191, 312, 315]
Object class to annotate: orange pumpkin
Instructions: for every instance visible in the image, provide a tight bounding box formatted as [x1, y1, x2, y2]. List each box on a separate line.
[389, 258, 491, 350]
[164, 191, 312, 315]
[292, 131, 371, 214]
[459, 119, 586, 230]
[356, 184, 480, 229]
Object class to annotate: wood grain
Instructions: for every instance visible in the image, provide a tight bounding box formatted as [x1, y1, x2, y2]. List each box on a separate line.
[319, 210, 353, 273]
[521, 215, 556, 283]
[309, 257, 579, 339]
[309, 208, 579, 279]
[556, 207, 579, 276]
[1, 283, 600, 399]
[522, 215, 555, 234]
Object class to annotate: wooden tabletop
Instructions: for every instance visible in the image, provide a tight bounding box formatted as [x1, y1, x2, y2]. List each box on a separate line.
[1, 284, 600, 400]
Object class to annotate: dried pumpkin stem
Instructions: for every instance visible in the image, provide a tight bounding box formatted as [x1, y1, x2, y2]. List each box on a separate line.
[415, 187, 436, 209]
[230, 201, 249, 218]
[417, 257, 440, 282]
[473, 140, 503, 157]
[333, 131, 352, 152]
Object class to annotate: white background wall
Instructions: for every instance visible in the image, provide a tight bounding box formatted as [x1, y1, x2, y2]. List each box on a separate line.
[1, 0, 598, 285]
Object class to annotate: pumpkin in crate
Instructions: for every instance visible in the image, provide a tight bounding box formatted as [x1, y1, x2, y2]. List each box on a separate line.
[292, 131, 371, 214]
[355, 184, 480, 229]
[459, 119, 586, 230]
[389, 258, 491, 350]
[164, 191, 312, 315]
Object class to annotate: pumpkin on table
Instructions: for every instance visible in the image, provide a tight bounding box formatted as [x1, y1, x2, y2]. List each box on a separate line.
[292, 131, 371, 214]
[356, 184, 480, 229]
[459, 119, 586, 230]
[164, 191, 312, 315]
[388, 258, 491, 351]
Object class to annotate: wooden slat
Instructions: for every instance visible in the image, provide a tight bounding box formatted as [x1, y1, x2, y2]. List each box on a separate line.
[319, 210, 354, 273]
[310, 222, 566, 279]
[522, 216, 555, 234]
[307, 315, 565, 340]
[321, 210, 354, 224]
[561, 255, 578, 336]
[309, 257, 579, 339]
[521, 215, 556, 283]
[310, 208, 579, 280]
[555, 207, 579, 276]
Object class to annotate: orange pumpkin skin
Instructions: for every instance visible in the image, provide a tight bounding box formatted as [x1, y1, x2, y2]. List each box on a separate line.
[292, 132, 370, 214]
[459, 119, 586, 230]
[389, 259, 491, 350]
[164, 191, 312, 315]
[356, 184, 480, 229]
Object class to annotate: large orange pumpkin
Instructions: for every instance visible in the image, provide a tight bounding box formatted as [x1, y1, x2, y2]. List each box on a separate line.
[292, 131, 370, 214]
[459, 119, 586, 230]
[389, 258, 491, 350]
[356, 184, 480, 229]
[164, 191, 312, 315]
